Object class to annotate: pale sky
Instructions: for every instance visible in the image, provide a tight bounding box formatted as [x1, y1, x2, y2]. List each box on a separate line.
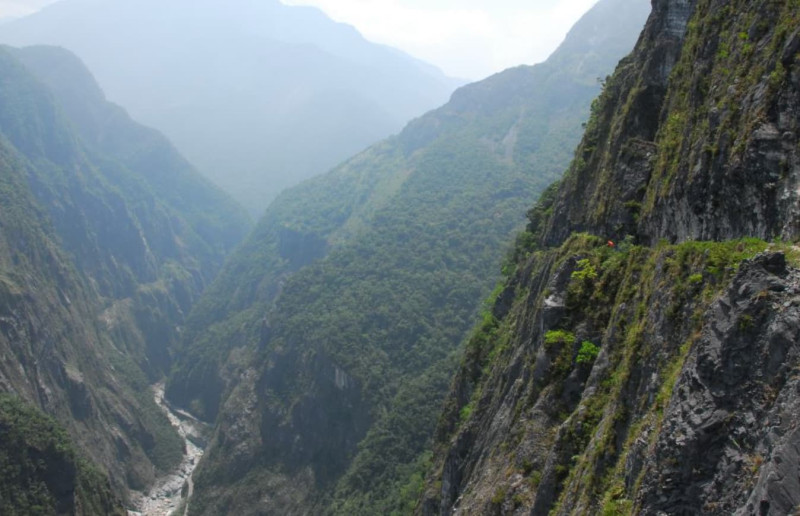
[279, 0, 599, 79]
[0, 0, 55, 18]
[0, 0, 600, 80]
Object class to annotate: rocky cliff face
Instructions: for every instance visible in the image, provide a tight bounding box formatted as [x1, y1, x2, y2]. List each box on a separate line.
[636, 252, 800, 515]
[543, 0, 800, 247]
[422, 0, 800, 514]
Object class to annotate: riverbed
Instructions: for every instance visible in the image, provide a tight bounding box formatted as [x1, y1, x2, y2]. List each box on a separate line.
[128, 382, 207, 516]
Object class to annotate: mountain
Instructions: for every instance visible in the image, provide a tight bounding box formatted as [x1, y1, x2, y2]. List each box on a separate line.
[163, 0, 651, 513]
[7, 45, 251, 377]
[0, 0, 464, 216]
[0, 44, 249, 507]
[421, 0, 800, 514]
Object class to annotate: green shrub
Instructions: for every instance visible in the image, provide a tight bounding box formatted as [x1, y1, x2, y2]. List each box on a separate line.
[491, 486, 507, 505]
[544, 330, 576, 350]
[459, 402, 474, 422]
[571, 259, 598, 281]
[576, 341, 600, 364]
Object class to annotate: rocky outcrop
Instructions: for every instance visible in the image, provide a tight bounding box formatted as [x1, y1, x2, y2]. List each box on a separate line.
[636, 253, 800, 514]
[540, 0, 699, 247]
[423, 242, 800, 515]
[541, 0, 800, 247]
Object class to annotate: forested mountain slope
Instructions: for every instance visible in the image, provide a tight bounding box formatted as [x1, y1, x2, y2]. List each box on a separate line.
[0, 45, 249, 506]
[5, 45, 250, 377]
[0, 123, 141, 511]
[0, 0, 463, 215]
[421, 0, 800, 514]
[0, 395, 125, 514]
[165, 0, 651, 513]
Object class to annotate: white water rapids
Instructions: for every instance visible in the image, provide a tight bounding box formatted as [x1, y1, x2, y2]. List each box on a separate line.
[128, 382, 208, 516]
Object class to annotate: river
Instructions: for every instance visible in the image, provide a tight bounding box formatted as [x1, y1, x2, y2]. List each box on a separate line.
[128, 382, 208, 516]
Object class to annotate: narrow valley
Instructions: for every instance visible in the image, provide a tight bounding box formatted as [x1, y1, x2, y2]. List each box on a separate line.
[129, 383, 208, 516]
[0, 0, 797, 514]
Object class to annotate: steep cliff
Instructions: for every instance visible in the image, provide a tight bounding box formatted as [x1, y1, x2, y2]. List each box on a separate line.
[422, 0, 800, 514]
[0, 45, 249, 502]
[170, 1, 650, 514]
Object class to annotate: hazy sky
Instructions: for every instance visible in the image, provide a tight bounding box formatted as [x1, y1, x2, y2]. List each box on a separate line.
[280, 0, 600, 79]
[0, 0, 600, 80]
[0, 0, 54, 18]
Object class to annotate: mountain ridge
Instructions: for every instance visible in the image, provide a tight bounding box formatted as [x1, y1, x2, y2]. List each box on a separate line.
[0, 0, 464, 215]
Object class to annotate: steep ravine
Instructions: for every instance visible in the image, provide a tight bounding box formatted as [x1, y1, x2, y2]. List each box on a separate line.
[129, 383, 208, 516]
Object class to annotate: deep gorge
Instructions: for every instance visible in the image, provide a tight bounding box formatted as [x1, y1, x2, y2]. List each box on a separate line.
[0, 0, 798, 514]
